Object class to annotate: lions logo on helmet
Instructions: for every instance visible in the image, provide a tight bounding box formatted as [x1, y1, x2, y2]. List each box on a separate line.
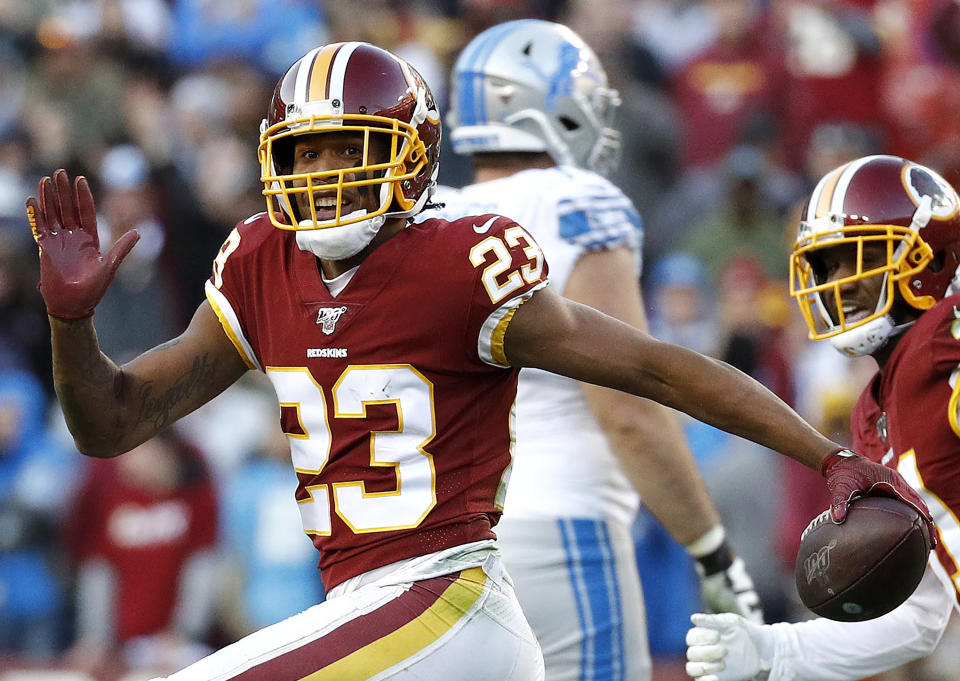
[448, 20, 621, 176]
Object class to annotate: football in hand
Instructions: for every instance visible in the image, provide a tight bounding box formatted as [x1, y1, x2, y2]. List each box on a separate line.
[795, 495, 932, 621]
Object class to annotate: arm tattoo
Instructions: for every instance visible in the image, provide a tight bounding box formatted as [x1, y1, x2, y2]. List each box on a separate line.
[137, 354, 218, 429]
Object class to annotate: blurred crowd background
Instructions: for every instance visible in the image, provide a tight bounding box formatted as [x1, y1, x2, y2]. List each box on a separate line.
[1, 0, 959, 680]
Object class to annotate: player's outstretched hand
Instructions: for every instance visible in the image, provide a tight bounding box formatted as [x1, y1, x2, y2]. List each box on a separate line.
[694, 551, 763, 624]
[685, 613, 773, 681]
[25, 168, 139, 319]
[822, 448, 936, 544]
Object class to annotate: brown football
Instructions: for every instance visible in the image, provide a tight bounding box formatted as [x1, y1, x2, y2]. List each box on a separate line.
[795, 496, 932, 621]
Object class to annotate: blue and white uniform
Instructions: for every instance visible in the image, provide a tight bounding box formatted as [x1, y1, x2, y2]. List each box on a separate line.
[426, 165, 649, 681]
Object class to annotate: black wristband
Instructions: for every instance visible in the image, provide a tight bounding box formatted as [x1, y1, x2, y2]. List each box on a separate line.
[695, 539, 734, 576]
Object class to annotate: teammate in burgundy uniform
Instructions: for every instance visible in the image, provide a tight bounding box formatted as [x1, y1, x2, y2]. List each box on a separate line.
[687, 154, 960, 681]
[26, 43, 930, 681]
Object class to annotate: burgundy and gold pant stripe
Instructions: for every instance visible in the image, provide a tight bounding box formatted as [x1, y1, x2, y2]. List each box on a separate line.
[233, 567, 488, 681]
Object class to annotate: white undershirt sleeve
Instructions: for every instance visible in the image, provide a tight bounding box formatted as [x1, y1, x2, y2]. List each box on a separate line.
[768, 567, 955, 681]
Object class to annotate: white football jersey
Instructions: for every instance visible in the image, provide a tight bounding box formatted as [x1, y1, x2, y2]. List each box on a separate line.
[426, 165, 643, 525]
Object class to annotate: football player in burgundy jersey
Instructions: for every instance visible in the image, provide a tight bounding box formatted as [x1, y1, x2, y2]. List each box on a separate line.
[687, 155, 960, 681]
[26, 42, 930, 681]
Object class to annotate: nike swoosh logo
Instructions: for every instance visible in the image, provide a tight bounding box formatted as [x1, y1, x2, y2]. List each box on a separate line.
[473, 217, 497, 233]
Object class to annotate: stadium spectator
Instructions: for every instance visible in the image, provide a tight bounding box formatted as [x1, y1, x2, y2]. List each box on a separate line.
[63, 429, 218, 677]
[2, 1, 958, 677]
[679, 146, 794, 283]
[671, 0, 785, 170]
[0, 227, 50, 383]
[646, 251, 720, 357]
[880, 0, 960, 173]
[0, 369, 78, 658]
[629, 0, 719, 77]
[89, 144, 185, 361]
[168, 0, 328, 75]
[774, 0, 890, 170]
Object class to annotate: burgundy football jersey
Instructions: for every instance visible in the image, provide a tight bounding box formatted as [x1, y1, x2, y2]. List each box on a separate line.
[206, 212, 548, 589]
[849, 293, 960, 609]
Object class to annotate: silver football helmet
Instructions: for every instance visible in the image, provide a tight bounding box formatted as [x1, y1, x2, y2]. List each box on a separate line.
[448, 19, 621, 176]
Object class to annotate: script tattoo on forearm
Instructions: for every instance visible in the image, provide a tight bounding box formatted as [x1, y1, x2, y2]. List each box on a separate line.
[137, 354, 217, 428]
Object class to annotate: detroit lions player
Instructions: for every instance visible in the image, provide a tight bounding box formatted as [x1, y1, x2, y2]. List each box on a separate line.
[432, 19, 763, 681]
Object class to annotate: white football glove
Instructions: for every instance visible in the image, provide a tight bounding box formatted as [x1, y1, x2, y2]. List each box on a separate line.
[686, 612, 775, 681]
[696, 555, 764, 623]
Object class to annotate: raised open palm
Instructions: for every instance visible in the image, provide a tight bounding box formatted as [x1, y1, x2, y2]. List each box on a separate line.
[25, 168, 139, 319]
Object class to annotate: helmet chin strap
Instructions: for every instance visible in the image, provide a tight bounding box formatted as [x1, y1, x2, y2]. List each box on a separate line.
[822, 269, 902, 357]
[295, 210, 386, 261]
[829, 315, 915, 357]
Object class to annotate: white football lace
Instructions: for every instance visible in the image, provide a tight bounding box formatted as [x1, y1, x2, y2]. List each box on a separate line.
[801, 508, 833, 541]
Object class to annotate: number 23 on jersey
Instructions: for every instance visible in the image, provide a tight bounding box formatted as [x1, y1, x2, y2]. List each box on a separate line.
[469, 225, 544, 304]
[212, 220, 542, 540]
[269, 365, 438, 537]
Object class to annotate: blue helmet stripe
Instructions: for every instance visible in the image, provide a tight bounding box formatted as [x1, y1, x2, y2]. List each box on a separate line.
[454, 30, 489, 126]
[457, 21, 526, 126]
[467, 22, 512, 125]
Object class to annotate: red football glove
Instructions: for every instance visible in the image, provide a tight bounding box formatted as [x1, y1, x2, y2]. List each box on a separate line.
[822, 448, 937, 546]
[25, 169, 139, 319]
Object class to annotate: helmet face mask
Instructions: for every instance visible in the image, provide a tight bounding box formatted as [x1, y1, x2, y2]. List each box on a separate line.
[448, 19, 621, 175]
[263, 120, 421, 228]
[792, 225, 923, 338]
[259, 42, 441, 233]
[789, 155, 960, 356]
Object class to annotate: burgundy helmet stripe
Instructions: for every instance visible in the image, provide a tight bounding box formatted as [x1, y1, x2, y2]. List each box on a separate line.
[806, 155, 891, 221]
[327, 42, 364, 105]
[832, 155, 882, 217]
